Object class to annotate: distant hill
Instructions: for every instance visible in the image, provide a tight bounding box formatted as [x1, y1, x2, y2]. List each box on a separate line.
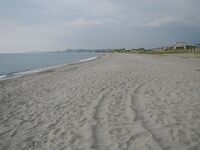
[65, 49, 113, 53]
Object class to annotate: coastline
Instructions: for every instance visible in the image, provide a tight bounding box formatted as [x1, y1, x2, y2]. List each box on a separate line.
[0, 53, 200, 150]
[0, 54, 105, 82]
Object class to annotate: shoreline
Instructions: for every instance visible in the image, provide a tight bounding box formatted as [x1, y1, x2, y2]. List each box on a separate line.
[0, 54, 106, 82]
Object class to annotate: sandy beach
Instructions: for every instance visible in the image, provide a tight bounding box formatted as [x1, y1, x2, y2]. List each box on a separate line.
[0, 53, 200, 150]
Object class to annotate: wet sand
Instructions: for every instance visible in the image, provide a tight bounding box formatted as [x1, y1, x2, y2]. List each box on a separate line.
[0, 53, 200, 150]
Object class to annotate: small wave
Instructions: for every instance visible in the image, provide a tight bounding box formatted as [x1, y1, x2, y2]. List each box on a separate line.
[0, 75, 7, 79]
[79, 56, 98, 62]
[0, 64, 68, 81]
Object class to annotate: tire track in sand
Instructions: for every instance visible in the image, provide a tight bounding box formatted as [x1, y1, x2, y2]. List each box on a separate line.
[128, 84, 164, 150]
[90, 89, 117, 150]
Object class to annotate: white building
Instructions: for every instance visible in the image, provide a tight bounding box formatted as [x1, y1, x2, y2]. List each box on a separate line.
[174, 42, 187, 50]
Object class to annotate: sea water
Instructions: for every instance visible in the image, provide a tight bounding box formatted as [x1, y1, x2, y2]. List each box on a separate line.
[0, 52, 103, 79]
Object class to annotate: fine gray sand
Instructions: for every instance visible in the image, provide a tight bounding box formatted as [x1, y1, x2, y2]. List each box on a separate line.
[0, 54, 200, 150]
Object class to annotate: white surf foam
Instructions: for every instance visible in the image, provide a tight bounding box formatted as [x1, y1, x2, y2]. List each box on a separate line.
[79, 56, 98, 62]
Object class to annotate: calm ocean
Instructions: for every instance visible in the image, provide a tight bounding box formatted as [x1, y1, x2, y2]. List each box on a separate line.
[0, 52, 103, 79]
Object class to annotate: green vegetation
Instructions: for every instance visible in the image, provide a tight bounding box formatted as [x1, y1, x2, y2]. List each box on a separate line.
[112, 48, 200, 55]
[112, 48, 145, 53]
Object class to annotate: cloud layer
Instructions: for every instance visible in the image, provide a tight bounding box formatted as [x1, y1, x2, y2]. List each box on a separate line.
[0, 0, 200, 52]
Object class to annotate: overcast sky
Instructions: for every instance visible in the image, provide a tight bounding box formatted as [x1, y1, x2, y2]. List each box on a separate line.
[0, 0, 200, 53]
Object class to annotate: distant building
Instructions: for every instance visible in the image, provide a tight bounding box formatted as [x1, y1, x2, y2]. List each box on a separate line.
[174, 42, 187, 50]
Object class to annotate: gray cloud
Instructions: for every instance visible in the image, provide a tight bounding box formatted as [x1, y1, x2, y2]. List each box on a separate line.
[0, 0, 200, 52]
